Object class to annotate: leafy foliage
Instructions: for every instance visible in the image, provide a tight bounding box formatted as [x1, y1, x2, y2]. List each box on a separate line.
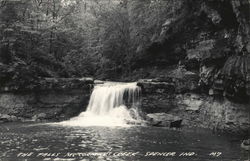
[0, 0, 179, 83]
[0, 0, 249, 102]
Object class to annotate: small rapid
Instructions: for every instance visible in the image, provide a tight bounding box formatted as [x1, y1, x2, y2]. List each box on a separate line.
[60, 82, 142, 127]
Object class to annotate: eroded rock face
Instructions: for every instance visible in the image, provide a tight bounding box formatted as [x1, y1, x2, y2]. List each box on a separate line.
[138, 79, 176, 113]
[0, 78, 93, 122]
[143, 0, 250, 103]
[140, 79, 249, 134]
[173, 93, 249, 134]
[138, 74, 200, 114]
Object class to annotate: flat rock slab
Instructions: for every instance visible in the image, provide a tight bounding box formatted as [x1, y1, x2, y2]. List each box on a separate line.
[147, 113, 182, 128]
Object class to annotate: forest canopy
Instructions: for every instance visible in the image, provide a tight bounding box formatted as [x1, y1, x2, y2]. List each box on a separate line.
[0, 0, 180, 83]
[0, 0, 249, 102]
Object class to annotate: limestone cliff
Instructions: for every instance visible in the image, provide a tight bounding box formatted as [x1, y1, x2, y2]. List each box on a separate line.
[0, 78, 93, 122]
[133, 0, 250, 103]
[139, 79, 250, 135]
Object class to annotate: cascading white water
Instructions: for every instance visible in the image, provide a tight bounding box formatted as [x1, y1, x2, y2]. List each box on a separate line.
[60, 82, 141, 126]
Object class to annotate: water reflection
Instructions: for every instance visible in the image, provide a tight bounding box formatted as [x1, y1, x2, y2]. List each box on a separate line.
[0, 122, 247, 161]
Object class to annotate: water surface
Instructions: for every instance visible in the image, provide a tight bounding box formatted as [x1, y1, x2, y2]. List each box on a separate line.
[0, 122, 247, 161]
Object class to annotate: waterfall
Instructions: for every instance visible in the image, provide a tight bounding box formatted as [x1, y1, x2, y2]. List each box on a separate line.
[60, 82, 142, 126]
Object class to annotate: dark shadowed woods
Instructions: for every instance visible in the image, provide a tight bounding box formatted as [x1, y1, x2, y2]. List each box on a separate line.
[0, 0, 250, 103]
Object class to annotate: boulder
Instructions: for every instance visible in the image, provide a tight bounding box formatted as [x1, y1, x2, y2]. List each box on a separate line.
[32, 113, 47, 121]
[0, 114, 18, 122]
[181, 94, 203, 112]
[147, 113, 182, 128]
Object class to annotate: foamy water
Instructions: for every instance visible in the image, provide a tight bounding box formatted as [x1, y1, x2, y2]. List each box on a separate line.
[59, 82, 141, 127]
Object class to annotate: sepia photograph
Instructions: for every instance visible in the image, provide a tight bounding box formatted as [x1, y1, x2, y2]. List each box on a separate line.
[0, 0, 249, 160]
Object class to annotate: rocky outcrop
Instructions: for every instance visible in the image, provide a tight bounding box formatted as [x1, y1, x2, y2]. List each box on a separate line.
[174, 93, 250, 134]
[0, 78, 93, 122]
[139, 80, 250, 135]
[141, 0, 250, 103]
[147, 113, 182, 128]
[138, 79, 175, 113]
[0, 114, 18, 123]
[138, 72, 200, 114]
[0, 76, 248, 135]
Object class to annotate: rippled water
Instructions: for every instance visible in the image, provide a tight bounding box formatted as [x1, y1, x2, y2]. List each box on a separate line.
[0, 122, 248, 161]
